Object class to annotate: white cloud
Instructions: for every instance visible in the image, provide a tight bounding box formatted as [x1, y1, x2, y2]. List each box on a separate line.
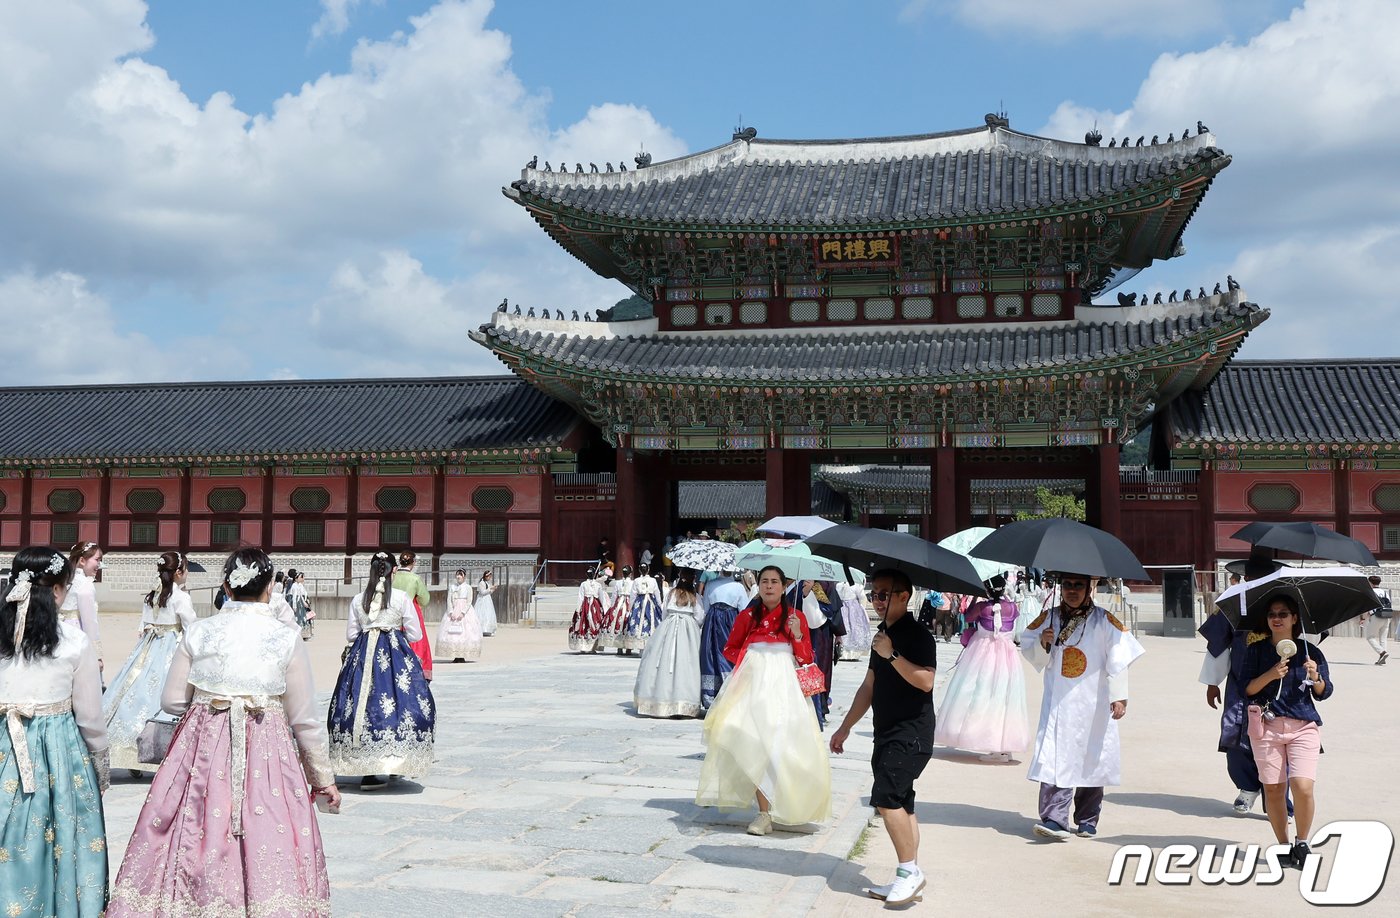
[899, 0, 1238, 38]
[310, 0, 383, 41]
[0, 0, 687, 382]
[1038, 0, 1400, 356]
[0, 270, 170, 384]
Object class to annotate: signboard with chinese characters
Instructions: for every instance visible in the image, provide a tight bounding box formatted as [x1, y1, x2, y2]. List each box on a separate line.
[812, 236, 899, 268]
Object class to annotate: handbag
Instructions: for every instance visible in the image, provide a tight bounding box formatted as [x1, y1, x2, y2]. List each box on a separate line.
[137, 712, 180, 765]
[795, 662, 826, 697]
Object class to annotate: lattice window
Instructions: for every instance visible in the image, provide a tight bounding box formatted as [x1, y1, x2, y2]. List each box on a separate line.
[380, 521, 410, 546]
[704, 303, 732, 326]
[671, 305, 698, 327]
[827, 299, 857, 321]
[789, 300, 820, 323]
[0, 492, 6, 512]
[994, 294, 1023, 317]
[864, 297, 896, 320]
[125, 489, 165, 513]
[52, 522, 78, 545]
[1247, 483, 1301, 513]
[375, 487, 417, 512]
[294, 521, 324, 546]
[207, 487, 247, 512]
[211, 522, 241, 547]
[131, 522, 158, 546]
[739, 302, 767, 324]
[478, 521, 508, 546]
[900, 297, 932, 320]
[1385, 525, 1400, 551]
[1031, 294, 1061, 317]
[47, 489, 84, 513]
[472, 487, 514, 512]
[291, 487, 331, 512]
[956, 295, 987, 318]
[1374, 484, 1400, 512]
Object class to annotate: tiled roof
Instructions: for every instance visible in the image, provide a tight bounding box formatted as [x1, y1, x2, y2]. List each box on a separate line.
[508, 127, 1229, 228]
[476, 297, 1265, 384]
[0, 376, 579, 464]
[817, 466, 1081, 494]
[1170, 360, 1400, 445]
[675, 480, 846, 519]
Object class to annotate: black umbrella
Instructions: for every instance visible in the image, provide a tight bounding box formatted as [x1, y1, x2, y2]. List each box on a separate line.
[184, 559, 207, 573]
[970, 518, 1149, 581]
[1231, 521, 1377, 567]
[1215, 565, 1380, 634]
[801, 525, 987, 596]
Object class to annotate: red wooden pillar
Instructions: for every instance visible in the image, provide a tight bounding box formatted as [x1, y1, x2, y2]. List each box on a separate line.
[615, 446, 637, 569]
[1333, 461, 1350, 536]
[1198, 461, 1217, 572]
[785, 451, 811, 516]
[765, 448, 785, 519]
[932, 447, 956, 539]
[1096, 441, 1121, 534]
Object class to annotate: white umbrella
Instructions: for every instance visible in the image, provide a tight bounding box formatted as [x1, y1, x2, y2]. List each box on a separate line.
[665, 539, 738, 572]
[755, 516, 837, 539]
[937, 527, 1008, 584]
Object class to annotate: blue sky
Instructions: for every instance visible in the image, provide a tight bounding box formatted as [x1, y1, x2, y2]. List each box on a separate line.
[1, 0, 1395, 385]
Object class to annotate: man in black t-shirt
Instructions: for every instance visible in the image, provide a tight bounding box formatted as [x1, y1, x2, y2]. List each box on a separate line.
[830, 569, 938, 908]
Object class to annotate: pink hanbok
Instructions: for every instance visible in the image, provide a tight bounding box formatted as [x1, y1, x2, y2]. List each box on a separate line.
[108, 602, 332, 917]
[935, 597, 1030, 756]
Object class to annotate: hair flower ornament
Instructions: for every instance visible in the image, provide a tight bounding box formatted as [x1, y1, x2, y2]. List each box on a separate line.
[227, 558, 265, 589]
[14, 569, 35, 584]
[45, 553, 65, 575]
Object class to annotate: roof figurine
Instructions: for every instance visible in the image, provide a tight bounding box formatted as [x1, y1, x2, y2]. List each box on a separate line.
[498, 298, 508, 312]
[1198, 120, 1210, 134]
[1227, 275, 1240, 291]
[1166, 132, 1174, 143]
[1153, 292, 1163, 305]
[985, 111, 1010, 128]
[1151, 135, 1159, 145]
[571, 309, 579, 320]
[1084, 128, 1102, 146]
[1169, 289, 1178, 302]
[634, 151, 651, 169]
[1214, 282, 1222, 295]
[526, 155, 537, 169]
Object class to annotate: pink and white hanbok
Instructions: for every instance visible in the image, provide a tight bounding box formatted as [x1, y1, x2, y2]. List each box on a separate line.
[935, 597, 1030, 757]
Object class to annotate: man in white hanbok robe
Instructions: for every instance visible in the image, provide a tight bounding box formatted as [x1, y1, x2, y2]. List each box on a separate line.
[1020, 574, 1144, 839]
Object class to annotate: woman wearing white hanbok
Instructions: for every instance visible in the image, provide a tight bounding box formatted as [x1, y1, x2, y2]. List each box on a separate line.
[61, 541, 104, 669]
[102, 551, 198, 772]
[436, 569, 482, 662]
[623, 570, 665, 653]
[633, 579, 703, 717]
[599, 568, 634, 652]
[475, 571, 499, 636]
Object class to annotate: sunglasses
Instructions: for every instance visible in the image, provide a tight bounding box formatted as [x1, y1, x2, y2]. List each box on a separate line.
[1266, 610, 1294, 620]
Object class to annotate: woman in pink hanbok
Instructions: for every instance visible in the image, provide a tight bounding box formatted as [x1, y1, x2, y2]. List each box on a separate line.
[108, 548, 339, 917]
[935, 574, 1030, 762]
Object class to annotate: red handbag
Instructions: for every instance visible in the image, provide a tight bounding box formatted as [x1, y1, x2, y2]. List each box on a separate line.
[795, 662, 826, 697]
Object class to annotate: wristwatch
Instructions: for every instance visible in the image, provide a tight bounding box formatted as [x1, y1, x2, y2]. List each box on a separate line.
[887, 648, 900, 662]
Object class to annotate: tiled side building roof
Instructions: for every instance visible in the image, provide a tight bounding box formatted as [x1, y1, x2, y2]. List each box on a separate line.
[0, 376, 580, 466]
[1170, 360, 1400, 447]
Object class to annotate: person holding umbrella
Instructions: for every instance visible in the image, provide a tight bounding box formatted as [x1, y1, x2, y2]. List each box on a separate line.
[829, 569, 938, 907]
[1021, 572, 1145, 840]
[1241, 593, 1333, 869]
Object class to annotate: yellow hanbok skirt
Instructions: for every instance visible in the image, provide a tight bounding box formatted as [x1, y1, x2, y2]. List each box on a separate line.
[695, 642, 832, 825]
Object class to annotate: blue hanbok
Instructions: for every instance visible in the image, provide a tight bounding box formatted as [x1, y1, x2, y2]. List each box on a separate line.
[327, 587, 435, 777]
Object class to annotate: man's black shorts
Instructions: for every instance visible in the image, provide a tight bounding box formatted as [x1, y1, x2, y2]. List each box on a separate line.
[870, 738, 932, 813]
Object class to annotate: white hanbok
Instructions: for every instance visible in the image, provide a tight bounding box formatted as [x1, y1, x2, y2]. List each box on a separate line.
[1020, 605, 1144, 787]
[101, 585, 197, 770]
[436, 581, 482, 661]
[475, 580, 498, 635]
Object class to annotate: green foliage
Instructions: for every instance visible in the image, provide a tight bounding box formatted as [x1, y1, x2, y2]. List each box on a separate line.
[1015, 486, 1086, 521]
[1120, 421, 1152, 466]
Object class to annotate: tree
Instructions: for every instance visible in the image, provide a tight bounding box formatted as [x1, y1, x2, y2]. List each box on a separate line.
[1015, 486, 1086, 521]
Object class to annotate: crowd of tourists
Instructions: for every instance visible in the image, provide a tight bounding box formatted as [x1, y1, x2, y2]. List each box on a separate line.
[2, 527, 1374, 914]
[0, 541, 503, 916]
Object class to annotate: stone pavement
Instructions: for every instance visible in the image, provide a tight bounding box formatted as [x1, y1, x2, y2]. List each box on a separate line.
[101, 632, 897, 917]
[98, 621, 1400, 916]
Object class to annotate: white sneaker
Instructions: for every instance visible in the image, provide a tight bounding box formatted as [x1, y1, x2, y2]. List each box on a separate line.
[746, 812, 773, 836]
[1233, 790, 1260, 815]
[978, 753, 1012, 763]
[863, 880, 894, 900]
[884, 867, 926, 907]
